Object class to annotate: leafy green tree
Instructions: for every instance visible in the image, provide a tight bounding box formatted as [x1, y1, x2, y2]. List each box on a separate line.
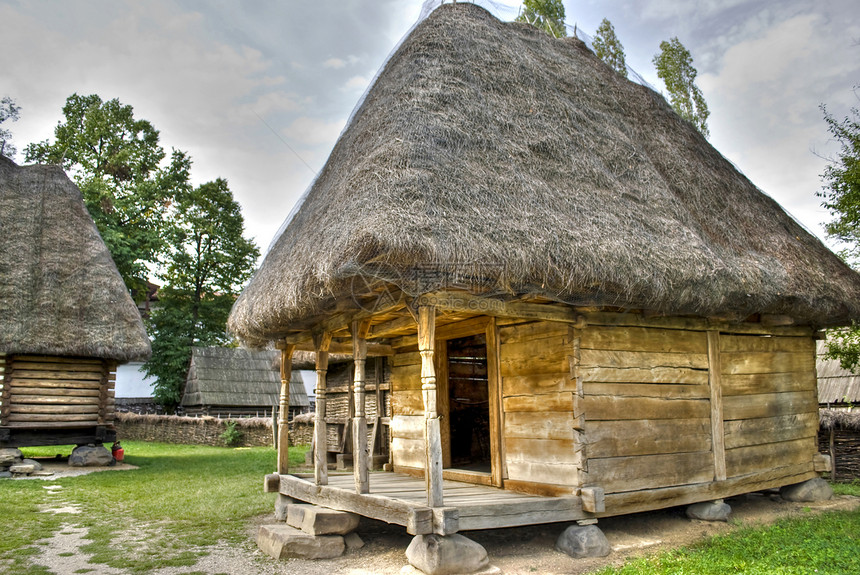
[653, 37, 710, 137]
[818, 101, 860, 370]
[0, 96, 21, 159]
[516, 0, 566, 38]
[593, 18, 627, 78]
[144, 179, 260, 411]
[24, 93, 189, 295]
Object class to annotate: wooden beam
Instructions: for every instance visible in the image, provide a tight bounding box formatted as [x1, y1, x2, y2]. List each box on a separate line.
[351, 319, 370, 494]
[293, 341, 394, 356]
[279, 473, 434, 535]
[414, 291, 581, 323]
[277, 343, 296, 475]
[581, 311, 813, 336]
[707, 331, 727, 482]
[370, 314, 416, 339]
[486, 318, 505, 487]
[313, 332, 332, 486]
[418, 305, 444, 508]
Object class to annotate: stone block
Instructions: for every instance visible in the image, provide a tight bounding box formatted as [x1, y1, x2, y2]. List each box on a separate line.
[10, 462, 38, 475]
[406, 533, 490, 575]
[686, 499, 731, 522]
[257, 524, 344, 560]
[0, 448, 23, 467]
[287, 503, 360, 535]
[274, 494, 292, 522]
[780, 477, 834, 502]
[69, 445, 112, 467]
[0, 471, 11, 479]
[556, 524, 611, 558]
[344, 531, 365, 550]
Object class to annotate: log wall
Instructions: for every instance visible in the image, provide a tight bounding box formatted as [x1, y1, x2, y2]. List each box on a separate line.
[0, 355, 116, 429]
[385, 313, 821, 511]
[579, 326, 713, 494]
[721, 334, 819, 481]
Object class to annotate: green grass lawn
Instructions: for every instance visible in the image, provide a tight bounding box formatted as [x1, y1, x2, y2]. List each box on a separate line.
[593, 481, 860, 575]
[0, 441, 309, 574]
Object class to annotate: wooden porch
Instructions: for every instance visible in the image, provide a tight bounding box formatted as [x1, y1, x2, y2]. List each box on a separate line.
[272, 471, 586, 535]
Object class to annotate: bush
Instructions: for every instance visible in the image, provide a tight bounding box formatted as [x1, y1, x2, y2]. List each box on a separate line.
[220, 421, 243, 446]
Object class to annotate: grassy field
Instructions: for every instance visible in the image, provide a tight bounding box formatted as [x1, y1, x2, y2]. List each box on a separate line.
[593, 481, 860, 575]
[1, 441, 309, 574]
[2, 443, 858, 574]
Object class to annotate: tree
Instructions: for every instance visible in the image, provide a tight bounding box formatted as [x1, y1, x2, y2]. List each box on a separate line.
[593, 18, 627, 78]
[24, 93, 189, 296]
[653, 37, 710, 137]
[0, 96, 20, 159]
[817, 100, 860, 370]
[516, 0, 566, 38]
[143, 179, 260, 411]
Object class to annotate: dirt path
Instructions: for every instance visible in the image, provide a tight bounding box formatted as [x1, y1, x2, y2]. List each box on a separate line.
[28, 490, 860, 575]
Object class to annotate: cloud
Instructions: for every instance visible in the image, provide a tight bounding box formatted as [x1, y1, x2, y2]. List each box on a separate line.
[344, 75, 371, 92]
[698, 9, 860, 238]
[282, 116, 346, 147]
[324, 58, 347, 69]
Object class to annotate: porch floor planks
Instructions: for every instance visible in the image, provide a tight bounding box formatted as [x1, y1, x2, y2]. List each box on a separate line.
[282, 471, 585, 533]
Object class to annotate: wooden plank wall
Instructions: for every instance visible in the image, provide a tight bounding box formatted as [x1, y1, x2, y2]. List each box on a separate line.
[2, 355, 115, 428]
[499, 321, 580, 487]
[579, 326, 714, 494]
[390, 350, 425, 470]
[720, 334, 818, 480]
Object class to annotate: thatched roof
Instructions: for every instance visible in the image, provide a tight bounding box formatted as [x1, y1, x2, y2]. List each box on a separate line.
[181, 347, 309, 408]
[817, 340, 860, 405]
[229, 3, 860, 346]
[0, 156, 151, 361]
[820, 408, 860, 431]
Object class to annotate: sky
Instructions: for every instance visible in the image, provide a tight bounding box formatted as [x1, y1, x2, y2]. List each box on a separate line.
[2, 0, 859, 257]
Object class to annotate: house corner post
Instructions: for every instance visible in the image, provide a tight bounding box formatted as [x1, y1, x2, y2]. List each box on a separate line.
[418, 305, 444, 508]
[277, 343, 295, 475]
[351, 319, 371, 494]
[314, 332, 332, 486]
[707, 330, 727, 481]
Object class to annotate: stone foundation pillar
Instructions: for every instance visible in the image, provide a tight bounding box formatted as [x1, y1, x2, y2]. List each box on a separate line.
[405, 533, 499, 575]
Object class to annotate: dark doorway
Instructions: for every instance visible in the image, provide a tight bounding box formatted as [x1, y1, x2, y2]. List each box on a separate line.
[446, 333, 491, 472]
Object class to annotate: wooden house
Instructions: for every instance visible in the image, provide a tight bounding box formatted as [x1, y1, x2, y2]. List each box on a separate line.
[181, 346, 309, 418]
[228, 4, 860, 546]
[0, 157, 151, 448]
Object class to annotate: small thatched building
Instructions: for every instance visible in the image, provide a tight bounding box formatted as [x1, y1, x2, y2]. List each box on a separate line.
[0, 156, 151, 447]
[181, 347, 309, 418]
[229, 3, 860, 550]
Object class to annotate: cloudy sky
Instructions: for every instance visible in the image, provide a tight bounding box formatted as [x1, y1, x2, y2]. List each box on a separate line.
[2, 0, 859, 256]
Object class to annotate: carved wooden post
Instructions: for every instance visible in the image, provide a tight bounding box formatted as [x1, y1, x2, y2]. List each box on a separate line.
[418, 305, 444, 508]
[314, 332, 332, 486]
[351, 320, 371, 493]
[277, 343, 295, 475]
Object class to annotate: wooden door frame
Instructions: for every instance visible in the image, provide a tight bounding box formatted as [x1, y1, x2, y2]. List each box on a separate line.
[433, 316, 504, 487]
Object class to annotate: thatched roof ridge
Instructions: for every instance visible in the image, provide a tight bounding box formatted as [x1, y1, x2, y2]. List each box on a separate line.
[181, 347, 309, 408]
[229, 3, 860, 346]
[0, 156, 151, 361]
[820, 408, 860, 431]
